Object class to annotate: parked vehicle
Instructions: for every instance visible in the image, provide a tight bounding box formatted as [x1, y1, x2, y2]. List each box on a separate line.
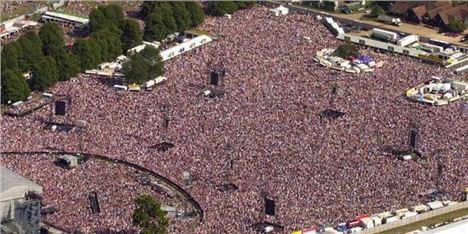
[378, 15, 402, 26]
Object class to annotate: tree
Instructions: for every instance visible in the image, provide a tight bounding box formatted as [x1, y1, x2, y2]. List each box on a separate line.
[56, 51, 81, 81]
[121, 19, 143, 52]
[140, 46, 163, 77]
[133, 194, 168, 234]
[11, 41, 28, 72]
[206, 2, 239, 16]
[39, 22, 64, 56]
[89, 7, 110, 33]
[19, 32, 45, 70]
[92, 27, 123, 61]
[369, 5, 385, 18]
[171, 2, 192, 32]
[447, 20, 466, 33]
[1, 69, 31, 104]
[101, 4, 125, 28]
[158, 3, 177, 34]
[24, 31, 43, 49]
[141, 2, 158, 20]
[144, 12, 167, 42]
[1, 42, 19, 72]
[185, 2, 205, 27]
[124, 45, 163, 85]
[206, 2, 227, 16]
[31, 56, 59, 91]
[73, 38, 102, 70]
[334, 42, 360, 59]
[123, 53, 150, 85]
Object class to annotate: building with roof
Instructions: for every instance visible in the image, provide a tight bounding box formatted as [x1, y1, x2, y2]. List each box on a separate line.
[160, 35, 213, 61]
[389, 1, 468, 28]
[1, 166, 43, 234]
[407, 5, 427, 23]
[0, 19, 38, 40]
[390, 1, 452, 22]
[433, 4, 468, 27]
[42, 11, 89, 28]
[424, 4, 454, 23]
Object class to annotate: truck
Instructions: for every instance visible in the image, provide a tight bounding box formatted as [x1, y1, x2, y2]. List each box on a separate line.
[378, 15, 402, 26]
[397, 35, 419, 47]
[371, 28, 398, 42]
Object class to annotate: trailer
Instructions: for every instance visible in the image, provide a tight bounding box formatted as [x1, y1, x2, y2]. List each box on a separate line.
[128, 84, 141, 92]
[113, 85, 128, 91]
[43, 92, 53, 98]
[384, 216, 399, 224]
[397, 35, 419, 47]
[360, 217, 374, 229]
[378, 15, 402, 26]
[427, 201, 444, 210]
[145, 80, 155, 89]
[154, 76, 168, 85]
[370, 216, 382, 226]
[371, 28, 398, 41]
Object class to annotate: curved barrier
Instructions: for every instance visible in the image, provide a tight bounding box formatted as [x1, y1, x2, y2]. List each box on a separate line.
[3, 99, 54, 117]
[0, 151, 204, 224]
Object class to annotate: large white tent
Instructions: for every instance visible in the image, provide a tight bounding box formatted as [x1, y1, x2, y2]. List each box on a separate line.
[0, 166, 43, 220]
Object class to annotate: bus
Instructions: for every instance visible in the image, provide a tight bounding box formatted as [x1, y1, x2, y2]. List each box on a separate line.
[428, 39, 453, 49]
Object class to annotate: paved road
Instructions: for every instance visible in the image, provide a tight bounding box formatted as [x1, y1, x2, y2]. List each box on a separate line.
[266, 1, 467, 47]
[325, 11, 467, 46]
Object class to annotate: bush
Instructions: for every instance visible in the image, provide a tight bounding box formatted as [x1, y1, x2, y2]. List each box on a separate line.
[133, 194, 168, 234]
[447, 20, 466, 33]
[334, 42, 360, 59]
[123, 46, 163, 85]
[369, 5, 385, 18]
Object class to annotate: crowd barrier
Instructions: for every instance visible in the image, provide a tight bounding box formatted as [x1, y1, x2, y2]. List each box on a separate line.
[3, 99, 55, 117]
[362, 201, 468, 234]
[0, 151, 205, 224]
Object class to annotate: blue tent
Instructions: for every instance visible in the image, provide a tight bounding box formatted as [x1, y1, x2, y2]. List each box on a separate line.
[357, 55, 373, 64]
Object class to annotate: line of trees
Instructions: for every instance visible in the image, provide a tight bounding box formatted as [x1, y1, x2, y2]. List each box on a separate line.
[2, 2, 257, 103]
[1, 23, 81, 103]
[205, 1, 255, 17]
[142, 2, 205, 42]
[1, 4, 148, 104]
[75, 4, 143, 70]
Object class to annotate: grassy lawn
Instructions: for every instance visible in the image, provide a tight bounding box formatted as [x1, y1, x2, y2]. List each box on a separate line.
[1, 5, 34, 22]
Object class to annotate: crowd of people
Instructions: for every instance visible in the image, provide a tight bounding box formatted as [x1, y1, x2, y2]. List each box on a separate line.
[1, 6, 467, 233]
[7, 96, 53, 116]
[0, 1, 41, 19]
[0, 153, 190, 233]
[60, 1, 142, 18]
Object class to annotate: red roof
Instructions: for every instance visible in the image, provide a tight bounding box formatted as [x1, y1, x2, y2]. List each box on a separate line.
[411, 5, 427, 21]
[427, 4, 454, 19]
[437, 4, 468, 25]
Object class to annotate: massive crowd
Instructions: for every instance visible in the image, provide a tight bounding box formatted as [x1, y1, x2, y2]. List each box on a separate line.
[1, 6, 467, 233]
[0, 153, 190, 233]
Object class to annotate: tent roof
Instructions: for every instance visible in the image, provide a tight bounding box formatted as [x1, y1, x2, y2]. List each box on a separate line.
[276, 5, 288, 11]
[0, 166, 42, 201]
